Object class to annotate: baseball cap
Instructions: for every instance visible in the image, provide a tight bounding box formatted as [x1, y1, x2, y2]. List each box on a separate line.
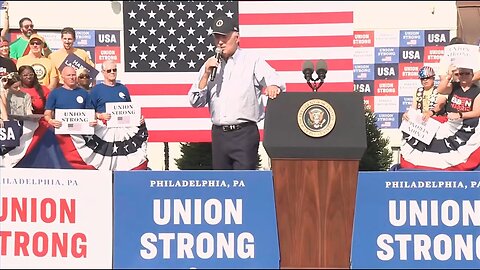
[28, 33, 45, 43]
[212, 15, 239, 35]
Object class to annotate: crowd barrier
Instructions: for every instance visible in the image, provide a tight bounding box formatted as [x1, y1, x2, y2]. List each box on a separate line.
[1, 168, 479, 269]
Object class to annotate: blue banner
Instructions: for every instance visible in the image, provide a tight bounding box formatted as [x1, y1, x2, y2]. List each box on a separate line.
[400, 30, 425, 47]
[375, 47, 400, 64]
[74, 30, 96, 47]
[354, 64, 374, 80]
[0, 120, 22, 147]
[113, 170, 279, 269]
[351, 171, 480, 269]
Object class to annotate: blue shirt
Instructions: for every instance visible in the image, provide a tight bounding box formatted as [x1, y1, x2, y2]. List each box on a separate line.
[188, 48, 286, 125]
[88, 83, 132, 113]
[45, 87, 90, 110]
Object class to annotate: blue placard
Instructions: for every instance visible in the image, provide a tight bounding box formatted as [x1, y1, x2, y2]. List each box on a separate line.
[400, 30, 425, 47]
[0, 120, 22, 147]
[399, 47, 425, 63]
[352, 171, 480, 269]
[374, 112, 399, 129]
[354, 64, 374, 80]
[399, 95, 413, 112]
[374, 64, 399, 80]
[424, 30, 450, 46]
[96, 30, 120, 46]
[74, 30, 96, 47]
[375, 47, 400, 64]
[354, 80, 374, 96]
[113, 170, 280, 269]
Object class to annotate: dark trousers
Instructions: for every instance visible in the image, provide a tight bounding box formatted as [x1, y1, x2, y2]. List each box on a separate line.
[211, 123, 260, 170]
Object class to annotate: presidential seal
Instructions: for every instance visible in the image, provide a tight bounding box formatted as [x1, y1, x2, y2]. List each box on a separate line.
[297, 99, 336, 137]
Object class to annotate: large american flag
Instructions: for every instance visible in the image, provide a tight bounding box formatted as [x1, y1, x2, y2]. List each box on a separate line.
[121, 1, 354, 142]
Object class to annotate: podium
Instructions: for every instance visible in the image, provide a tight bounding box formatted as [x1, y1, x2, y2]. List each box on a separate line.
[263, 92, 367, 268]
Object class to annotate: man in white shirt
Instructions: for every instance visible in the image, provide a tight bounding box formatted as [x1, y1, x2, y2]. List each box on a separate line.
[188, 15, 286, 170]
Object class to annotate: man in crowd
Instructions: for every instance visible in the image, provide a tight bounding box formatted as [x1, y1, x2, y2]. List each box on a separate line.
[43, 66, 93, 128]
[89, 60, 132, 121]
[188, 15, 285, 170]
[49, 27, 95, 85]
[16, 34, 59, 90]
[9, 17, 51, 59]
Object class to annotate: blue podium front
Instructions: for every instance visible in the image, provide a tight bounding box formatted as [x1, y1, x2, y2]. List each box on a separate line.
[113, 170, 279, 269]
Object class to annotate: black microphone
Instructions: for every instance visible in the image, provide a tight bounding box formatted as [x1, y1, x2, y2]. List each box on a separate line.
[210, 47, 223, 81]
[302, 61, 314, 81]
[315, 60, 328, 81]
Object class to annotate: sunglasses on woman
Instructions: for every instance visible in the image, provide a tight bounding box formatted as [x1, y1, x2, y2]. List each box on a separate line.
[78, 74, 91, 79]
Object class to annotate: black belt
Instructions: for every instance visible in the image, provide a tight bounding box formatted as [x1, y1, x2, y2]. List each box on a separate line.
[214, 122, 256, 132]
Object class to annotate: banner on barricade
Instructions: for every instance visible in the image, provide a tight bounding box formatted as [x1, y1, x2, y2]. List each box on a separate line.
[351, 171, 480, 269]
[0, 120, 22, 147]
[0, 168, 113, 268]
[113, 170, 280, 269]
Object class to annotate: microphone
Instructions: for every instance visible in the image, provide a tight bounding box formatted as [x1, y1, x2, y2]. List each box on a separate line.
[210, 47, 223, 81]
[302, 61, 314, 82]
[315, 60, 328, 81]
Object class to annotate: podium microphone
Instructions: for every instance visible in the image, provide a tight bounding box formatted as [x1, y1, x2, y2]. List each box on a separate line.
[210, 47, 223, 81]
[315, 59, 328, 81]
[302, 61, 314, 82]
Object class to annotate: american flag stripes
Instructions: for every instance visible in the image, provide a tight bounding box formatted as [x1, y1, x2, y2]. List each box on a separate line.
[121, 1, 354, 142]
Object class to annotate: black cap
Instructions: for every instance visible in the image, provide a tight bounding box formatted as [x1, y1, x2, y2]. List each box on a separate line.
[212, 15, 239, 35]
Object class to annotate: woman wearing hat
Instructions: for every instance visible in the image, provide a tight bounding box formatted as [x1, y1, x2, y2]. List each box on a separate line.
[402, 66, 447, 122]
[437, 65, 480, 120]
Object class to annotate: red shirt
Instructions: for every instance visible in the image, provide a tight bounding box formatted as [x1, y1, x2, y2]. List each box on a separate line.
[21, 85, 50, 114]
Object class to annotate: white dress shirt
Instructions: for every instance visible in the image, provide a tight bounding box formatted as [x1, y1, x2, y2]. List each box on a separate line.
[188, 48, 286, 126]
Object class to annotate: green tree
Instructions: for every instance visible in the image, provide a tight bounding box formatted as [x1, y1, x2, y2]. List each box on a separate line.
[359, 109, 393, 171]
[175, 142, 213, 170]
[175, 142, 262, 170]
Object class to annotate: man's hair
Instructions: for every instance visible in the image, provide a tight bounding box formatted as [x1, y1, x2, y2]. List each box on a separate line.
[19, 17, 32, 28]
[61, 27, 76, 39]
[102, 60, 116, 70]
[449, 37, 464, 45]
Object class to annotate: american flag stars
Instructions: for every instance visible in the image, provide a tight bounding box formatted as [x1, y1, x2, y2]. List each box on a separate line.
[123, 1, 238, 72]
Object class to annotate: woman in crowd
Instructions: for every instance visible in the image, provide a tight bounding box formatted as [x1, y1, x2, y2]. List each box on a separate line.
[0, 72, 33, 117]
[77, 68, 92, 92]
[0, 36, 16, 65]
[437, 65, 480, 120]
[18, 65, 50, 114]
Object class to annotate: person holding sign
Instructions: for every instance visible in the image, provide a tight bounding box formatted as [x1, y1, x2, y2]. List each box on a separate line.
[49, 27, 95, 85]
[402, 66, 447, 122]
[44, 66, 95, 128]
[437, 67, 480, 120]
[89, 60, 143, 125]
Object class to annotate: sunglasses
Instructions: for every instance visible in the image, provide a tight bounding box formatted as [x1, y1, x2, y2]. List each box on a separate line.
[104, 68, 117, 73]
[29, 41, 43, 46]
[78, 74, 91, 79]
[420, 76, 433, 81]
[23, 24, 34, 29]
[454, 72, 472, 76]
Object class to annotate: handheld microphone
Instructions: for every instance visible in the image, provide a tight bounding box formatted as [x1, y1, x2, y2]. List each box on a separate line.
[301, 61, 314, 82]
[315, 60, 328, 81]
[210, 47, 223, 81]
